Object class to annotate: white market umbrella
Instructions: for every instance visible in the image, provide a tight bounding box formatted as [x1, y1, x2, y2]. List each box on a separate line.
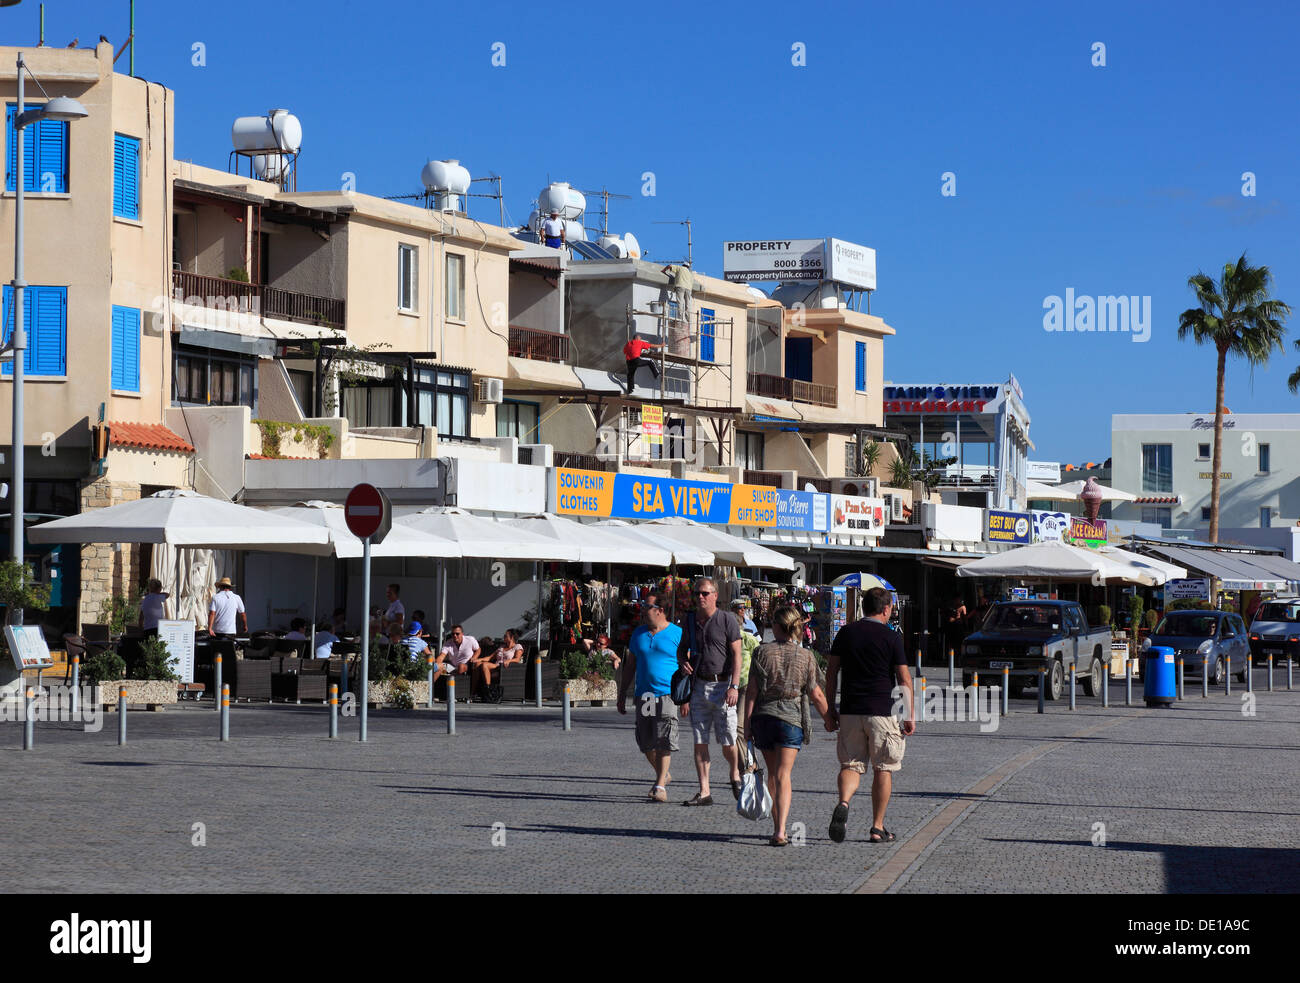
[1096, 545, 1187, 584]
[507, 513, 672, 567]
[643, 517, 795, 571]
[593, 519, 714, 567]
[1054, 479, 1138, 503]
[1025, 480, 1077, 501]
[28, 489, 330, 549]
[396, 507, 578, 562]
[398, 507, 580, 656]
[957, 540, 1154, 585]
[265, 502, 461, 559]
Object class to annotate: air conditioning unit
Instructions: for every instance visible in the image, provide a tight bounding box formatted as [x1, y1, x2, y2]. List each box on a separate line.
[475, 378, 504, 403]
[884, 493, 906, 522]
[832, 477, 878, 499]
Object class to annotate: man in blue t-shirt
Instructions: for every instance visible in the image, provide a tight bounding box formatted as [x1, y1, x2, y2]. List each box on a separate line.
[618, 598, 683, 803]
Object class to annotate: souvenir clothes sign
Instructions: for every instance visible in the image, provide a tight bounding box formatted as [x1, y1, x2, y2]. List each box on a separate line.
[1031, 510, 1070, 543]
[986, 509, 1031, 544]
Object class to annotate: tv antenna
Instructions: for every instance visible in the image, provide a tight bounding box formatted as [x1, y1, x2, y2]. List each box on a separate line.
[653, 217, 692, 267]
[579, 186, 631, 237]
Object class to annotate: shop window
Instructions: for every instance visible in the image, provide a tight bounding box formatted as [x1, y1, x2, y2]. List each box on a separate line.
[497, 399, 539, 443]
[172, 345, 257, 410]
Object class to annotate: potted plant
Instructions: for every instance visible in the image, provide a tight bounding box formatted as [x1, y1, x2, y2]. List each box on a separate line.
[92, 633, 181, 709]
[554, 648, 617, 704]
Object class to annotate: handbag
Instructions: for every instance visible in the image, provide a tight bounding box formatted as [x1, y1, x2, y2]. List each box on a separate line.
[736, 741, 773, 821]
[671, 616, 698, 706]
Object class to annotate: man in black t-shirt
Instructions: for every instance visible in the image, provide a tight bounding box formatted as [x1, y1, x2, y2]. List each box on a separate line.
[824, 587, 915, 844]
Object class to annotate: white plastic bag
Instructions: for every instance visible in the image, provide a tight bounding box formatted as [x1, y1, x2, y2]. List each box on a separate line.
[736, 742, 772, 821]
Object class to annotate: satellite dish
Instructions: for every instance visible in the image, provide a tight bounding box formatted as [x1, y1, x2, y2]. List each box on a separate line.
[622, 231, 641, 259]
[803, 482, 818, 493]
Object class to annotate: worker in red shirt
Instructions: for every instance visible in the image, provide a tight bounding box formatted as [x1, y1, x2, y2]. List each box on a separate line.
[623, 336, 663, 394]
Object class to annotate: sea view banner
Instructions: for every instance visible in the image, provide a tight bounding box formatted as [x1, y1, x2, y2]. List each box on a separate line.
[550, 468, 829, 530]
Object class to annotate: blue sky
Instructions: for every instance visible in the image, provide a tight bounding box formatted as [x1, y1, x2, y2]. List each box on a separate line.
[8, 0, 1300, 461]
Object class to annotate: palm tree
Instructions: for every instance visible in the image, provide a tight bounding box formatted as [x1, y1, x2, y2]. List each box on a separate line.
[1177, 254, 1290, 542]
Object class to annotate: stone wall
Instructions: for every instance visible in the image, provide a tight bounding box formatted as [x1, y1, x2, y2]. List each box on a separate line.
[77, 478, 143, 630]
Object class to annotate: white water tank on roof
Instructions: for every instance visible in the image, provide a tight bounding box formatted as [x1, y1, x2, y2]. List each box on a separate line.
[598, 234, 626, 257]
[537, 182, 585, 220]
[252, 154, 289, 182]
[421, 158, 472, 210]
[771, 281, 842, 310]
[232, 109, 302, 154]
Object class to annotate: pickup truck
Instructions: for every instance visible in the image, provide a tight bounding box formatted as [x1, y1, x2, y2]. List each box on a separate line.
[959, 600, 1111, 700]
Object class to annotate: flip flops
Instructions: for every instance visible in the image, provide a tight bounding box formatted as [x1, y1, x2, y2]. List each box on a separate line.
[869, 827, 896, 843]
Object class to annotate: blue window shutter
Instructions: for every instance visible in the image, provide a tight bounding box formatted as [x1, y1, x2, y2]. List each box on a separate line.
[700, 307, 715, 362]
[114, 134, 139, 218]
[112, 305, 140, 390]
[1, 284, 36, 376]
[37, 117, 68, 193]
[855, 341, 866, 392]
[31, 286, 66, 376]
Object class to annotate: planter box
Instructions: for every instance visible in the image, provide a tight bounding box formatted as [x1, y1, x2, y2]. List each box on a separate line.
[361, 679, 431, 707]
[553, 677, 618, 704]
[96, 679, 178, 710]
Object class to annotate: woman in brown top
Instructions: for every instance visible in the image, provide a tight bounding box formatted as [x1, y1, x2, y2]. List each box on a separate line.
[743, 604, 831, 846]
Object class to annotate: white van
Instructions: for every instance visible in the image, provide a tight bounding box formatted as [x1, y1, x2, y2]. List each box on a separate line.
[1248, 597, 1300, 666]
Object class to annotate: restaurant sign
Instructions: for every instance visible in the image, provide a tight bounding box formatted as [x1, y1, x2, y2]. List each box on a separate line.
[1165, 578, 1210, 601]
[830, 495, 886, 538]
[986, 509, 1031, 544]
[551, 468, 829, 531]
[1066, 516, 1107, 547]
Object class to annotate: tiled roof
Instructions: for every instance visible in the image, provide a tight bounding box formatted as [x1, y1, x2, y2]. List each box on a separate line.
[247, 453, 312, 460]
[109, 422, 195, 454]
[1134, 495, 1180, 504]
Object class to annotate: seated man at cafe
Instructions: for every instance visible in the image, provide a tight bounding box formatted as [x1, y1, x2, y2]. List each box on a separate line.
[285, 618, 309, 641]
[411, 611, 432, 642]
[439, 624, 480, 678]
[314, 621, 339, 660]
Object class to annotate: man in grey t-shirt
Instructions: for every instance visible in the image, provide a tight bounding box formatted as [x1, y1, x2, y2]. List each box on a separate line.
[677, 577, 742, 805]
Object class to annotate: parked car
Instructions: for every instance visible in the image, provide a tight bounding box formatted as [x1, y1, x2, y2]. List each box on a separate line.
[1248, 597, 1300, 667]
[961, 600, 1110, 700]
[1142, 610, 1249, 684]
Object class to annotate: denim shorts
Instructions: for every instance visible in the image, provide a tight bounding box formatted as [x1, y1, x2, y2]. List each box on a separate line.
[750, 714, 804, 750]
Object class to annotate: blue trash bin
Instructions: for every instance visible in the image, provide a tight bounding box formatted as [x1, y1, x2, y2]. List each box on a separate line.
[1144, 645, 1177, 707]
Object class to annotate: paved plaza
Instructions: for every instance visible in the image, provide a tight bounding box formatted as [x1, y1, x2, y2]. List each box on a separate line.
[2, 679, 1298, 893]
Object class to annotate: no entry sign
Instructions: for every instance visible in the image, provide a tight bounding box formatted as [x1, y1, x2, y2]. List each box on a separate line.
[345, 483, 392, 543]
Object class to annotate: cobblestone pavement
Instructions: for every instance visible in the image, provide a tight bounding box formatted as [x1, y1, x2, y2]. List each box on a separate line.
[1, 679, 1296, 893]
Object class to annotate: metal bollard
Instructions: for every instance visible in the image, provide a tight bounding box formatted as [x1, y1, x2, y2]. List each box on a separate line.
[1225, 660, 1231, 697]
[1002, 667, 1009, 716]
[426, 655, 436, 709]
[915, 649, 922, 681]
[220, 684, 230, 741]
[917, 677, 925, 723]
[214, 653, 223, 711]
[1103, 657, 1110, 708]
[1037, 666, 1045, 714]
[70, 655, 80, 715]
[341, 657, 349, 698]
[1202, 657, 1208, 698]
[948, 649, 955, 689]
[329, 684, 338, 739]
[1069, 663, 1076, 710]
[562, 684, 572, 731]
[973, 671, 979, 693]
[1125, 658, 1132, 707]
[1246, 656, 1253, 693]
[533, 656, 542, 709]
[1288, 656, 1294, 691]
[1267, 655, 1274, 693]
[118, 686, 127, 745]
[22, 686, 34, 750]
[447, 677, 457, 734]
[1177, 658, 1184, 701]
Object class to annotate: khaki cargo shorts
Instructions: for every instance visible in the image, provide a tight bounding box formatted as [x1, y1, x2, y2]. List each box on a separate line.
[837, 713, 905, 774]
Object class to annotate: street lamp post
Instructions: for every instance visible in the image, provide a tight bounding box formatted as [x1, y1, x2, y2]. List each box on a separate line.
[9, 51, 87, 623]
